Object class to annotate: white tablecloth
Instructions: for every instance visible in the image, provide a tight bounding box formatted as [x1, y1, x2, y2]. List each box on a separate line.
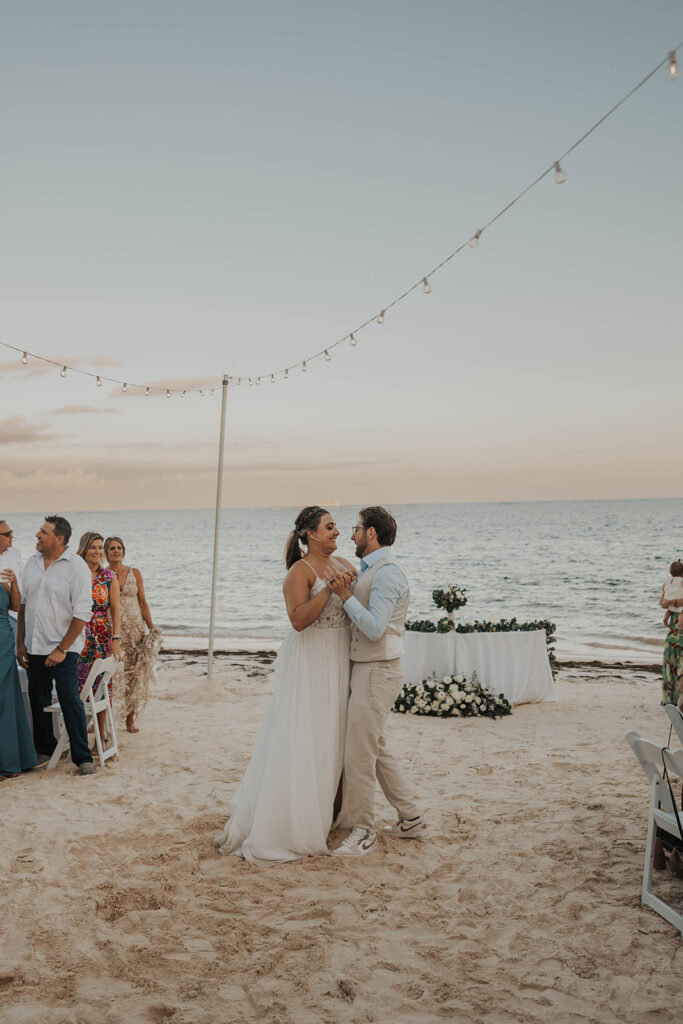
[402, 629, 557, 705]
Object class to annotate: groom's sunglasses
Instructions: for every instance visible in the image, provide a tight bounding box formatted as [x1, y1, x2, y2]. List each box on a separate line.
[0, 530, 13, 537]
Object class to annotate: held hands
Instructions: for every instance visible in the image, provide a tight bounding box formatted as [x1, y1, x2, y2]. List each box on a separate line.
[16, 642, 29, 670]
[325, 568, 357, 602]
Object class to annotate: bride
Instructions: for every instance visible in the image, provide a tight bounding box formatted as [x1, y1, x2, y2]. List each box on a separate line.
[215, 506, 356, 865]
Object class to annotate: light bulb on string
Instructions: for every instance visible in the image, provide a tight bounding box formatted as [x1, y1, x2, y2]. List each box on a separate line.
[21, 352, 28, 364]
[553, 161, 567, 183]
[284, 368, 289, 379]
[270, 374, 275, 383]
[376, 310, 385, 324]
[166, 389, 171, 398]
[96, 376, 102, 387]
[211, 388, 215, 395]
[181, 390, 186, 398]
[200, 390, 205, 397]
[122, 383, 127, 393]
[249, 378, 254, 386]
[256, 377, 261, 385]
[349, 333, 357, 346]
[302, 361, 307, 372]
[468, 231, 481, 248]
[667, 51, 679, 79]
[145, 387, 150, 396]
[324, 350, 331, 361]
[422, 278, 432, 294]
[60, 366, 67, 378]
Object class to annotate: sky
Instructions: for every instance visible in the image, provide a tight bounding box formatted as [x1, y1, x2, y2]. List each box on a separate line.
[1, 0, 681, 511]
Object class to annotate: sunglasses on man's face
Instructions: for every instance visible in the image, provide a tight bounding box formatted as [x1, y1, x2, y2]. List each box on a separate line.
[0, 530, 13, 537]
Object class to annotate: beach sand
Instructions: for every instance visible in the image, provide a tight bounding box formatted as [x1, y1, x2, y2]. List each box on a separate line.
[1, 654, 681, 1024]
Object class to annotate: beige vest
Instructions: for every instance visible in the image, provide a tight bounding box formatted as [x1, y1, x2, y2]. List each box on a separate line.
[350, 554, 410, 663]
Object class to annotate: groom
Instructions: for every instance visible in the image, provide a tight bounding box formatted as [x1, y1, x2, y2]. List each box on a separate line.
[327, 506, 427, 857]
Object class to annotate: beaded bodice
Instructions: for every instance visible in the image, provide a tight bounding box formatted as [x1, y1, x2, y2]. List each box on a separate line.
[309, 578, 350, 630]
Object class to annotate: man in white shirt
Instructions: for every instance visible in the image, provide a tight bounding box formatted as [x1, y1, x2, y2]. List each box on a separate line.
[0, 519, 23, 631]
[16, 516, 95, 774]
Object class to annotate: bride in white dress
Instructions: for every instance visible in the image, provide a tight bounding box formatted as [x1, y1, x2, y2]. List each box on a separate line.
[215, 506, 356, 865]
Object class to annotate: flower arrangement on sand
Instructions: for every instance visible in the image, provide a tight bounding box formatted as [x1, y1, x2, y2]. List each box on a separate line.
[393, 671, 511, 719]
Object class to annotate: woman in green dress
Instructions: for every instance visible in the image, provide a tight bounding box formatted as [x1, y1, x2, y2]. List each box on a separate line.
[660, 588, 683, 708]
[0, 567, 37, 779]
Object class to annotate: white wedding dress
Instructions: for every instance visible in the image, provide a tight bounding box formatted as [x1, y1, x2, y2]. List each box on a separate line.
[215, 571, 351, 865]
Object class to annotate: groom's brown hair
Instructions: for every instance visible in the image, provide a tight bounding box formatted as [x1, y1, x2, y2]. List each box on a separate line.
[359, 506, 397, 547]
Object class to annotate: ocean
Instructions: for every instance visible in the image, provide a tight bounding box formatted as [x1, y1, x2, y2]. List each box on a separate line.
[6, 499, 682, 660]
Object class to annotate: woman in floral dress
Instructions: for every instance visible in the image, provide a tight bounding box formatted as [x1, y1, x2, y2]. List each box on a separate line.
[77, 532, 121, 739]
[660, 585, 683, 708]
[105, 536, 159, 733]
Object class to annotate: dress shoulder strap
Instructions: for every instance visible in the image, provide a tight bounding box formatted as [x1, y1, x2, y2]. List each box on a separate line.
[300, 558, 320, 580]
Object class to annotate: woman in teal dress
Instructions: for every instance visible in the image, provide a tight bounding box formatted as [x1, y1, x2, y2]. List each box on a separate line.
[0, 567, 37, 779]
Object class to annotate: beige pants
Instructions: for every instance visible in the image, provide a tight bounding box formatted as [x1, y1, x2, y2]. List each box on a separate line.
[336, 658, 420, 830]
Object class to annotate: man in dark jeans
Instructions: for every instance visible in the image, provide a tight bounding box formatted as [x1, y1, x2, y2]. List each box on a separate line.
[16, 516, 95, 775]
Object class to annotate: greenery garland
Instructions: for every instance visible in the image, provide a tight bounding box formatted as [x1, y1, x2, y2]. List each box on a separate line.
[393, 671, 512, 719]
[404, 616, 557, 667]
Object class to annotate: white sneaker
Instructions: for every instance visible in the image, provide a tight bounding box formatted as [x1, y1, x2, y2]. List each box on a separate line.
[332, 826, 378, 858]
[383, 815, 429, 839]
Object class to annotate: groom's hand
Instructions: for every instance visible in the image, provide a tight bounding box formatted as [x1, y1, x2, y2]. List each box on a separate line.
[328, 574, 353, 602]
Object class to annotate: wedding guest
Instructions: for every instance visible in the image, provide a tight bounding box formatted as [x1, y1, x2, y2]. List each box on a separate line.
[659, 560, 683, 710]
[0, 520, 24, 637]
[105, 537, 158, 733]
[16, 516, 95, 775]
[77, 532, 121, 741]
[0, 563, 37, 779]
[660, 560, 683, 631]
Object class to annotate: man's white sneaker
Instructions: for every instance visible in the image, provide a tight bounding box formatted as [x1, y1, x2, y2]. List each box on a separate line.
[332, 827, 378, 858]
[383, 816, 429, 840]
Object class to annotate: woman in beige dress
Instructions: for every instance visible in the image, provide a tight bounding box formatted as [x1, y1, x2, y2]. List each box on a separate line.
[104, 536, 158, 733]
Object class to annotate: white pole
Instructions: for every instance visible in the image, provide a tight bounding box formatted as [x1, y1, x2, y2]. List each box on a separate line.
[207, 374, 229, 685]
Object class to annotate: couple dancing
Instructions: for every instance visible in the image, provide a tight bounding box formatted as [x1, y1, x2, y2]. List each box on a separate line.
[215, 505, 426, 865]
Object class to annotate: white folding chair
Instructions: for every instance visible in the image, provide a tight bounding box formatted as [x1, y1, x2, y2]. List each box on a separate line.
[625, 731, 683, 935]
[44, 657, 119, 769]
[663, 703, 683, 745]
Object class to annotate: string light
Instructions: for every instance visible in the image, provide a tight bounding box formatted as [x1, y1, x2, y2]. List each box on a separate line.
[181, 390, 186, 397]
[60, 366, 67, 378]
[249, 378, 254, 386]
[145, 387, 150, 396]
[122, 383, 127, 393]
[324, 350, 331, 361]
[270, 374, 275, 383]
[166, 389, 171, 398]
[200, 390, 205, 397]
[1, 42, 679, 393]
[96, 375, 102, 387]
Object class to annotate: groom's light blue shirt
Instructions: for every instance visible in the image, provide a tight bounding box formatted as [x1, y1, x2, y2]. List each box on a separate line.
[343, 546, 409, 643]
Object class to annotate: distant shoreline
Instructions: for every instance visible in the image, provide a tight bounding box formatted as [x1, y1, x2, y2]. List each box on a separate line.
[159, 634, 663, 671]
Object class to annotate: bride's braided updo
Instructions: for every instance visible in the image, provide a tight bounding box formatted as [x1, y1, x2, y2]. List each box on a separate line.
[284, 506, 329, 569]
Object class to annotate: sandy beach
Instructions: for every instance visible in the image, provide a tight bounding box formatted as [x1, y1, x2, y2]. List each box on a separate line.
[1, 653, 681, 1024]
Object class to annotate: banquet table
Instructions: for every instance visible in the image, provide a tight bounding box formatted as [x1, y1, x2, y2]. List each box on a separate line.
[402, 629, 557, 705]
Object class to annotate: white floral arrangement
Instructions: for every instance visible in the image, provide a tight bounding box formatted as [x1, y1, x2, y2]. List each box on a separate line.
[393, 671, 512, 719]
[432, 585, 468, 614]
